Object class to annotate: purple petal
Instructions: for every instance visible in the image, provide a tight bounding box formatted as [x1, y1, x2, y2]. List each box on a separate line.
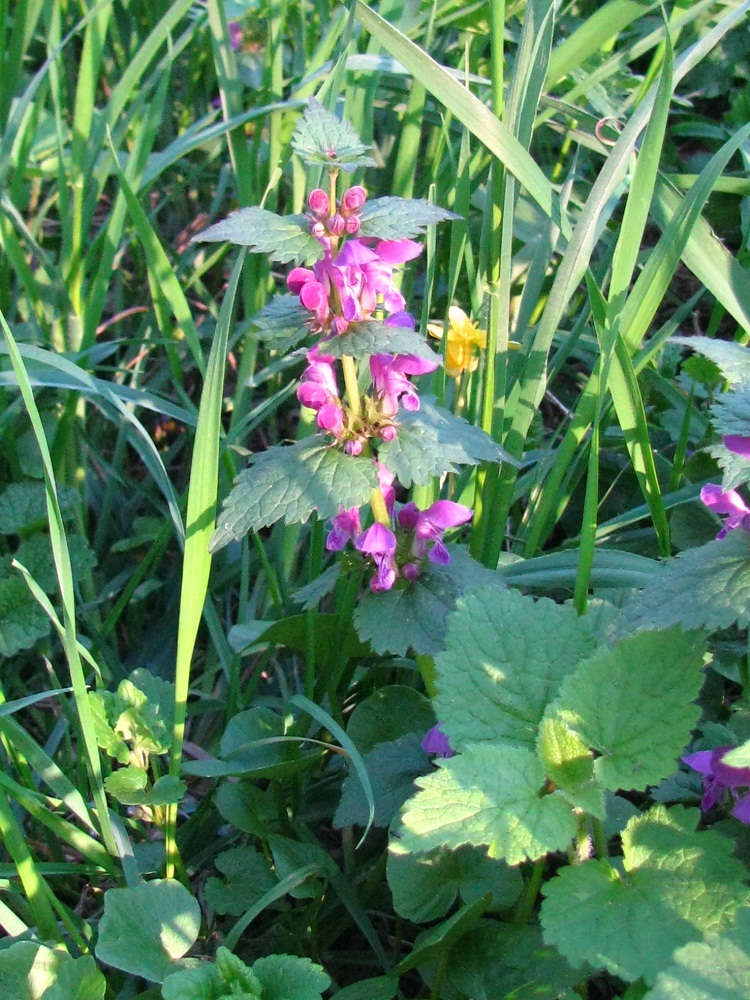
[355, 523, 397, 557]
[423, 500, 473, 530]
[386, 311, 416, 329]
[711, 749, 750, 789]
[422, 725, 454, 758]
[731, 794, 750, 824]
[392, 353, 441, 376]
[724, 435, 750, 459]
[700, 484, 750, 517]
[335, 240, 380, 267]
[375, 239, 423, 263]
[427, 540, 451, 565]
[682, 750, 715, 776]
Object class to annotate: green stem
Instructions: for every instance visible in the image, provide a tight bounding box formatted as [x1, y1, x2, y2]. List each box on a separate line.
[369, 487, 390, 526]
[341, 353, 362, 416]
[415, 653, 437, 699]
[512, 857, 544, 925]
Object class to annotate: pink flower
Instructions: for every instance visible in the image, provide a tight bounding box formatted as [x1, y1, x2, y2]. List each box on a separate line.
[724, 435, 750, 459]
[355, 523, 398, 592]
[700, 484, 750, 539]
[375, 462, 396, 517]
[370, 353, 440, 417]
[333, 238, 422, 324]
[683, 746, 750, 823]
[341, 186, 367, 213]
[397, 500, 473, 565]
[307, 189, 330, 216]
[297, 348, 345, 437]
[326, 508, 362, 551]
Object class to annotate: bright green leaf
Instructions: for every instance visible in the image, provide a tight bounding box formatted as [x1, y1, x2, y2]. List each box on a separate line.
[193, 208, 324, 265]
[0, 941, 105, 1000]
[358, 197, 459, 239]
[291, 98, 376, 171]
[323, 321, 440, 362]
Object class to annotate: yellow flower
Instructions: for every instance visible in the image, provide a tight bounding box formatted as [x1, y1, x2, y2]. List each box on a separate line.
[427, 306, 487, 378]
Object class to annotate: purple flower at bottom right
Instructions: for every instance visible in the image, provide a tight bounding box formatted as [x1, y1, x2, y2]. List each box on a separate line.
[683, 745, 750, 823]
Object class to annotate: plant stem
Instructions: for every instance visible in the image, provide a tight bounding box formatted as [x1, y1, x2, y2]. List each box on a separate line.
[512, 857, 544, 924]
[370, 486, 391, 525]
[341, 353, 362, 416]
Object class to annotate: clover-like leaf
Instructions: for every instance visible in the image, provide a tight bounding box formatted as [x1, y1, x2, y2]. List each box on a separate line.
[358, 197, 460, 239]
[398, 744, 577, 865]
[96, 879, 201, 983]
[541, 806, 748, 985]
[323, 321, 440, 362]
[387, 842, 523, 922]
[644, 906, 750, 1000]
[192, 208, 325, 265]
[435, 586, 597, 751]
[379, 400, 515, 487]
[547, 628, 705, 791]
[291, 98, 376, 171]
[619, 531, 750, 632]
[249, 294, 312, 349]
[210, 438, 377, 550]
[334, 733, 430, 828]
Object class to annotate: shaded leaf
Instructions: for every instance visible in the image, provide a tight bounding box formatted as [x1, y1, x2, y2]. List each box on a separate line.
[334, 733, 430, 828]
[203, 846, 276, 916]
[249, 295, 312, 349]
[345, 685, 434, 753]
[0, 575, 49, 655]
[192, 208, 324, 265]
[0, 481, 77, 534]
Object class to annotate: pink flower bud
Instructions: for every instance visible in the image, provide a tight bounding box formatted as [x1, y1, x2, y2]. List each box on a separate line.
[379, 425, 397, 442]
[307, 189, 330, 216]
[345, 216, 361, 235]
[342, 186, 367, 212]
[310, 220, 326, 239]
[328, 213, 346, 236]
[345, 438, 364, 456]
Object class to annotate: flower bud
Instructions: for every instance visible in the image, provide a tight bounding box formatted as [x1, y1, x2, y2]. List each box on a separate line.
[379, 424, 397, 442]
[328, 213, 346, 236]
[402, 562, 420, 582]
[342, 185, 367, 212]
[344, 215, 361, 235]
[345, 438, 364, 456]
[310, 220, 326, 239]
[307, 188, 330, 216]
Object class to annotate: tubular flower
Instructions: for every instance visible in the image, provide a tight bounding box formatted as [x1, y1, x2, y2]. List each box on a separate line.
[370, 353, 440, 418]
[332, 238, 422, 325]
[326, 508, 362, 551]
[683, 746, 750, 823]
[355, 523, 398, 592]
[297, 348, 345, 437]
[700, 484, 750, 539]
[428, 306, 487, 378]
[397, 500, 473, 566]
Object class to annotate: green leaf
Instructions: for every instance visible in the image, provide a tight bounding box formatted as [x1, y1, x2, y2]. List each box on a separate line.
[353, 552, 496, 656]
[398, 744, 577, 865]
[387, 842, 523, 922]
[215, 706, 304, 779]
[379, 400, 515, 487]
[291, 564, 341, 610]
[0, 942, 106, 1000]
[210, 439, 377, 550]
[214, 782, 276, 838]
[330, 978, 397, 1000]
[291, 98, 376, 172]
[547, 628, 705, 791]
[323, 321, 440, 362]
[252, 953, 330, 1000]
[192, 208, 325, 265]
[393, 896, 491, 975]
[203, 846, 276, 916]
[96, 879, 201, 983]
[712, 387, 750, 440]
[249, 295, 312, 349]
[268, 835, 329, 900]
[541, 806, 747, 985]
[334, 733, 429, 828]
[644, 906, 750, 1000]
[672, 335, 750, 387]
[228, 613, 368, 666]
[105, 765, 148, 804]
[0, 481, 77, 534]
[345, 685, 435, 753]
[162, 947, 261, 1000]
[435, 587, 597, 751]
[358, 197, 459, 239]
[15, 533, 96, 593]
[0, 575, 49, 655]
[621, 531, 750, 632]
[537, 716, 595, 788]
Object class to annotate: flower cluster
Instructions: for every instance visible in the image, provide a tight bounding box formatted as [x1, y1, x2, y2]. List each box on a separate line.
[326, 495, 472, 592]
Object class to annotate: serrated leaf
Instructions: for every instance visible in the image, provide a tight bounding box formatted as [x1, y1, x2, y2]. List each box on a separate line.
[210, 439, 377, 550]
[712, 387, 750, 438]
[0, 481, 77, 534]
[541, 806, 748, 985]
[334, 733, 429, 828]
[203, 846, 277, 916]
[291, 98, 376, 171]
[346, 685, 435, 753]
[0, 942, 106, 1000]
[353, 552, 497, 656]
[249, 295, 312, 349]
[537, 716, 595, 787]
[673, 336, 750, 387]
[620, 532, 750, 632]
[644, 906, 750, 1000]
[387, 842, 523, 922]
[323, 321, 440, 362]
[15, 533, 96, 593]
[708, 442, 750, 492]
[192, 208, 325, 265]
[379, 400, 515, 487]
[96, 879, 201, 983]
[358, 197, 460, 239]
[162, 947, 261, 1000]
[0, 575, 49, 655]
[435, 587, 597, 751]
[252, 953, 330, 1000]
[398, 744, 577, 865]
[548, 628, 705, 791]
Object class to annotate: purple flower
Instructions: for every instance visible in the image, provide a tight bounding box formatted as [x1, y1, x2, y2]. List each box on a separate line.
[700, 484, 750, 539]
[683, 746, 750, 823]
[724, 435, 750, 459]
[422, 725, 455, 758]
[341, 186, 367, 213]
[397, 500, 473, 566]
[355, 523, 398, 592]
[370, 353, 440, 417]
[375, 462, 396, 517]
[333, 238, 422, 324]
[228, 20, 243, 51]
[326, 508, 362, 551]
[297, 348, 346, 437]
[307, 189, 330, 216]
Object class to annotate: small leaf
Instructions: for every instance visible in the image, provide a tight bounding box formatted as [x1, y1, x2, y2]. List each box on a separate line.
[105, 765, 148, 804]
[0, 481, 77, 534]
[203, 846, 276, 916]
[537, 716, 595, 788]
[541, 806, 748, 985]
[334, 733, 430, 828]
[210, 438, 377, 549]
[620, 531, 750, 632]
[96, 879, 201, 983]
[162, 947, 261, 1000]
[379, 400, 515, 487]
[398, 744, 577, 865]
[291, 98, 376, 172]
[358, 197, 460, 239]
[249, 294, 312, 349]
[548, 628, 706, 791]
[192, 207, 325, 265]
[435, 586, 597, 751]
[323, 320, 440, 362]
[252, 953, 330, 1000]
[330, 978, 398, 1000]
[0, 575, 49, 655]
